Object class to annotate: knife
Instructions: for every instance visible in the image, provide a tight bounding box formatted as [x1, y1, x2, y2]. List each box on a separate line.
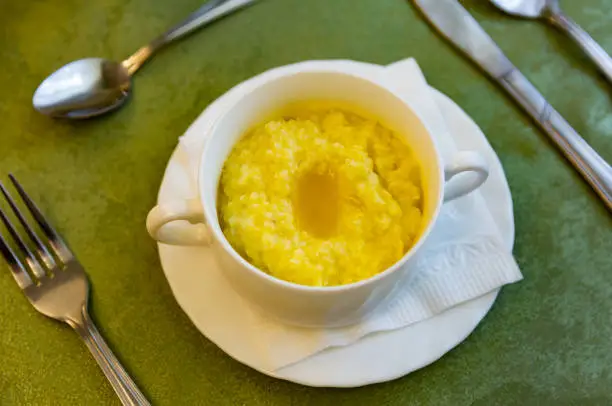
[413, 0, 612, 212]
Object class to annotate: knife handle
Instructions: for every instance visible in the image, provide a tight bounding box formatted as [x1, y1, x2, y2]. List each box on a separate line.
[499, 69, 612, 212]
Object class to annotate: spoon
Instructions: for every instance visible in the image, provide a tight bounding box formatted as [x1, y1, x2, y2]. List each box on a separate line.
[490, 0, 612, 85]
[33, 0, 256, 119]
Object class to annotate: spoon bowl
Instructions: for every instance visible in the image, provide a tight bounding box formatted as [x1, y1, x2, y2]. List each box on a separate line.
[32, 0, 255, 119]
[33, 58, 131, 119]
[489, 0, 554, 19]
[490, 0, 612, 85]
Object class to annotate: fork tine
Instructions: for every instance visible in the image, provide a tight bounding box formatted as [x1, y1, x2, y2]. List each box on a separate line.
[0, 194, 46, 279]
[0, 181, 57, 271]
[8, 174, 73, 264]
[0, 227, 34, 289]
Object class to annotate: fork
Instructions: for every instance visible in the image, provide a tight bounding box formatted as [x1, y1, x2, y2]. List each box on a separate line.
[0, 174, 149, 406]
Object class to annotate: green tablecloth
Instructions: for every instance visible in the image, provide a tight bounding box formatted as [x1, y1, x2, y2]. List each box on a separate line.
[1, 0, 611, 404]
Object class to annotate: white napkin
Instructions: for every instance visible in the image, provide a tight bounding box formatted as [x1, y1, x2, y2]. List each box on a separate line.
[178, 58, 523, 371]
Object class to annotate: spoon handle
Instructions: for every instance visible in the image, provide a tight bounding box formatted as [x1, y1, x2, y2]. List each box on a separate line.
[547, 11, 612, 85]
[123, 0, 256, 75]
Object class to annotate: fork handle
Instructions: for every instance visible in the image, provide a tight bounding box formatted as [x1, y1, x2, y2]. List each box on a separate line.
[74, 311, 150, 405]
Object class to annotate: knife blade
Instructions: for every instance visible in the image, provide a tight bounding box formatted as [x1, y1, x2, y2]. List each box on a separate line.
[413, 0, 612, 212]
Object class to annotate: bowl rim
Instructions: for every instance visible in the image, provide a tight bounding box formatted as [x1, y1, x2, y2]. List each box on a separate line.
[198, 66, 445, 294]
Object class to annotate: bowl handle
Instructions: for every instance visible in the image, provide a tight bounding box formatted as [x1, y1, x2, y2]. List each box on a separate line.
[146, 199, 211, 245]
[443, 151, 489, 202]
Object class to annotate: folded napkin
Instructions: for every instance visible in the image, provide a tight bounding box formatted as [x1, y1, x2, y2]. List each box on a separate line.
[179, 58, 522, 371]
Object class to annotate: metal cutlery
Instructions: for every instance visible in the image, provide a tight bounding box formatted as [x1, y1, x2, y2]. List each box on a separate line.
[33, 0, 256, 119]
[413, 0, 612, 212]
[490, 0, 612, 85]
[0, 175, 149, 405]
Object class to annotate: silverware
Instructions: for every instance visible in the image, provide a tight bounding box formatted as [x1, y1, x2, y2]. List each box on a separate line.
[0, 175, 149, 406]
[413, 0, 612, 212]
[490, 0, 612, 85]
[32, 0, 256, 119]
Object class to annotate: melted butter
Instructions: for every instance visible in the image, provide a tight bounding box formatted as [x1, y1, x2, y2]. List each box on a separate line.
[293, 168, 339, 239]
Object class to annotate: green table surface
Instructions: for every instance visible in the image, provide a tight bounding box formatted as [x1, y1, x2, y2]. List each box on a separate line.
[1, 0, 612, 404]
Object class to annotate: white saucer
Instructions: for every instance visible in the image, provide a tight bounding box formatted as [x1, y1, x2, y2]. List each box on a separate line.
[155, 61, 514, 387]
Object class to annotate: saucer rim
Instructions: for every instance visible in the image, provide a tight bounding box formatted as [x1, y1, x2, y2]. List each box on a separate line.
[156, 60, 514, 387]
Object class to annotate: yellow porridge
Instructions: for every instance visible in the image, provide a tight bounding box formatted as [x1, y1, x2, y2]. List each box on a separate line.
[218, 105, 423, 287]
